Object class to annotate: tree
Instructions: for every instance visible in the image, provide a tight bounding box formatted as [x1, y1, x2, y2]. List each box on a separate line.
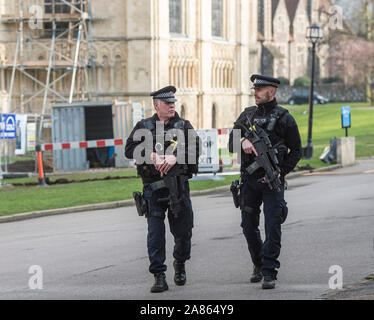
[328, 0, 374, 104]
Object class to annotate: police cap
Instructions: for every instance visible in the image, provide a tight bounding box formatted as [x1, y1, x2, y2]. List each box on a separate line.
[150, 85, 178, 103]
[250, 74, 280, 89]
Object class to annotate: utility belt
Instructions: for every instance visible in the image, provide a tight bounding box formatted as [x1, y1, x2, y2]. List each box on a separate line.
[133, 175, 189, 219]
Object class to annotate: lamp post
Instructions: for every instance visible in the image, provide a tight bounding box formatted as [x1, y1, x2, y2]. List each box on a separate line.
[304, 24, 323, 159]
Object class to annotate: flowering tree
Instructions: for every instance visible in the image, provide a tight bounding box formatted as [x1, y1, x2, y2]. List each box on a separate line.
[327, 0, 374, 104]
[327, 35, 374, 85]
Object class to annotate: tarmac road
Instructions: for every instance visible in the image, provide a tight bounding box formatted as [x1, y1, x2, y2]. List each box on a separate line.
[0, 160, 373, 300]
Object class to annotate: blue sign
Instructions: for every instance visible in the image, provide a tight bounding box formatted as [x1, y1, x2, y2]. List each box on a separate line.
[341, 106, 351, 129]
[0, 114, 16, 139]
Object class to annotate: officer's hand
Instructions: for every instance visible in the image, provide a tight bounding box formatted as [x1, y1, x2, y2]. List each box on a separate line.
[151, 152, 165, 171]
[260, 173, 281, 184]
[242, 139, 258, 156]
[159, 155, 177, 177]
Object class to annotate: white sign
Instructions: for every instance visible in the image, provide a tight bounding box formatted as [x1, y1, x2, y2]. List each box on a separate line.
[131, 103, 144, 128]
[27, 122, 36, 152]
[197, 129, 220, 173]
[15, 114, 28, 155]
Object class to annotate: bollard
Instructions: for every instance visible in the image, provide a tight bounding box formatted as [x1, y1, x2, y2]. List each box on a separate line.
[36, 145, 48, 187]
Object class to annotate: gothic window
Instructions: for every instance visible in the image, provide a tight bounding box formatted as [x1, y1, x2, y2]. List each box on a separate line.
[212, 0, 223, 37]
[258, 0, 264, 35]
[180, 105, 186, 118]
[114, 55, 125, 91]
[44, 0, 72, 14]
[42, 21, 70, 38]
[212, 104, 217, 128]
[101, 55, 111, 91]
[170, 0, 183, 34]
[278, 16, 284, 33]
[43, 1, 80, 38]
[306, 0, 312, 22]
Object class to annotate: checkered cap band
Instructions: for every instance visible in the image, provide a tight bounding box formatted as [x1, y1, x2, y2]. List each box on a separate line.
[153, 91, 175, 99]
[254, 79, 278, 87]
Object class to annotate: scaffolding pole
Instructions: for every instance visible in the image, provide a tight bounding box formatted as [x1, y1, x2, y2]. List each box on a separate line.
[38, 20, 56, 140]
[69, 23, 82, 104]
[3, 0, 97, 145]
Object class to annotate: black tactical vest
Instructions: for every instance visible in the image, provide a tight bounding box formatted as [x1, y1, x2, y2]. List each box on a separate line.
[243, 105, 289, 163]
[137, 117, 193, 179]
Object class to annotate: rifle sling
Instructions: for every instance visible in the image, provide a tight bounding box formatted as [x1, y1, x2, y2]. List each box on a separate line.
[145, 175, 188, 192]
[145, 180, 167, 191]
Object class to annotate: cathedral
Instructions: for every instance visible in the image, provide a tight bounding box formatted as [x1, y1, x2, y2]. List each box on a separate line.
[0, 0, 330, 131]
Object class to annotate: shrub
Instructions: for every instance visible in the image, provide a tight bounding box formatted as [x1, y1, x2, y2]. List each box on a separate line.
[293, 77, 311, 87]
[321, 76, 343, 84]
[278, 77, 290, 86]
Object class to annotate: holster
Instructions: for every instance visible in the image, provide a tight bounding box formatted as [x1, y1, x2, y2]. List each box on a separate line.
[230, 180, 240, 208]
[133, 191, 149, 217]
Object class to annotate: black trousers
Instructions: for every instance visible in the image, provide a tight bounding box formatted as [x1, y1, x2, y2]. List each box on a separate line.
[143, 183, 194, 275]
[240, 174, 287, 279]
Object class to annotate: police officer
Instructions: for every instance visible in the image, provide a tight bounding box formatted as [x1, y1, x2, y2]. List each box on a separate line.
[229, 75, 302, 289]
[125, 86, 201, 293]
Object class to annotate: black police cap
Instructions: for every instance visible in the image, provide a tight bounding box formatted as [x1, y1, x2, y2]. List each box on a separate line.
[150, 85, 177, 103]
[250, 74, 280, 89]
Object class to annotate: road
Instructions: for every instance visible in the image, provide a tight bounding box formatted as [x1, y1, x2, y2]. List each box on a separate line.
[0, 159, 373, 300]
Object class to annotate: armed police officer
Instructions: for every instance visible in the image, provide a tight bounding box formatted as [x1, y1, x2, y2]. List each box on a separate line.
[229, 75, 302, 289]
[125, 86, 201, 293]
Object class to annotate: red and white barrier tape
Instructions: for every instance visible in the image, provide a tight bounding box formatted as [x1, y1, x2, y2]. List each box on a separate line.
[217, 128, 231, 135]
[41, 138, 124, 151]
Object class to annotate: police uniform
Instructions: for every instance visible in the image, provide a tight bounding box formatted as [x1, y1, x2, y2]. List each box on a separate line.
[125, 86, 201, 292]
[229, 75, 302, 288]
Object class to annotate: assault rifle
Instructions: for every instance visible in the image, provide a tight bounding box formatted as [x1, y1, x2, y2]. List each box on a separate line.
[234, 115, 282, 193]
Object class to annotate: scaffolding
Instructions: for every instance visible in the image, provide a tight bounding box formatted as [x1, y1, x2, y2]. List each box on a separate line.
[0, 0, 97, 143]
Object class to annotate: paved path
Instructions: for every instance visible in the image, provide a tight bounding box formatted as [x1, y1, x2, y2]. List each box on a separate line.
[0, 160, 373, 300]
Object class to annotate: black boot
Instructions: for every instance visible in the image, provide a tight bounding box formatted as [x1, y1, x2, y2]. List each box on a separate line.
[262, 275, 276, 289]
[250, 265, 263, 283]
[173, 260, 186, 286]
[150, 272, 169, 293]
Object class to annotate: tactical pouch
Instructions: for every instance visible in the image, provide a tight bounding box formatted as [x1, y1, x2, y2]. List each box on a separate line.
[133, 192, 148, 217]
[280, 199, 288, 224]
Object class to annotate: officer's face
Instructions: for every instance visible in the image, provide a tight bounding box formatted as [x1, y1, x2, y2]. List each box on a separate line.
[155, 100, 175, 121]
[254, 86, 276, 105]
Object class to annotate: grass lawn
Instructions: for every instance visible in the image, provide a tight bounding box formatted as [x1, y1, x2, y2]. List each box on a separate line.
[286, 102, 374, 167]
[0, 101, 372, 216]
[0, 174, 239, 216]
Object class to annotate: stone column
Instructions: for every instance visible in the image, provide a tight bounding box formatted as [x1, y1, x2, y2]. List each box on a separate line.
[122, 0, 153, 111]
[0, 91, 8, 113]
[197, 0, 212, 129]
[150, 0, 170, 91]
[337, 137, 356, 167]
[236, 0, 249, 117]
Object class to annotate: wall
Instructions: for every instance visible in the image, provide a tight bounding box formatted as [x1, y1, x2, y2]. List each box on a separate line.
[276, 84, 366, 104]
